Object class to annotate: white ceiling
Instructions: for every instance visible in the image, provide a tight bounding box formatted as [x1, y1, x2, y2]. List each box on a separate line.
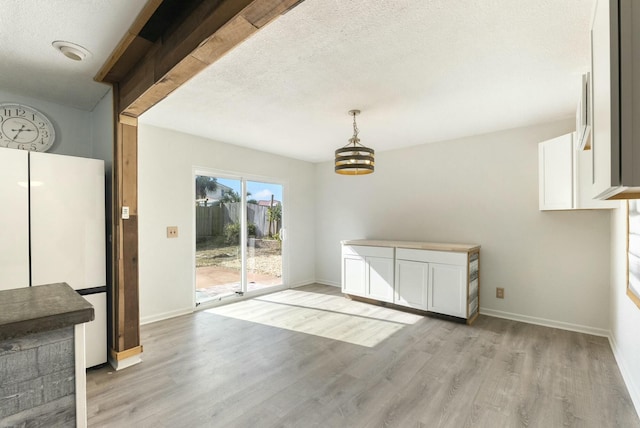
[0, 0, 147, 110]
[1, 0, 595, 162]
[141, 0, 596, 162]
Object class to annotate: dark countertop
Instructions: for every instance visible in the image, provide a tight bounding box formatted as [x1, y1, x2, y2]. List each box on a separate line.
[0, 283, 94, 341]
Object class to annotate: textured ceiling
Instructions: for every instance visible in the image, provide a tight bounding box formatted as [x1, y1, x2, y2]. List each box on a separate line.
[141, 0, 595, 162]
[1, 0, 595, 160]
[0, 0, 147, 110]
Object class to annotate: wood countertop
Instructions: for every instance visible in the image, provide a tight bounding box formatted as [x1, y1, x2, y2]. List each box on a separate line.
[341, 239, 480, 253]
[0, 282, 94, 341]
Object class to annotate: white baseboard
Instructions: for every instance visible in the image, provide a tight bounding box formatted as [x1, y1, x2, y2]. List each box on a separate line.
[289, 279, 317, 288]
[480, 307, 608, 337]
[140, 307, 193, 325]
[608, 333, 640, 418]
[314, 279, 340, 287]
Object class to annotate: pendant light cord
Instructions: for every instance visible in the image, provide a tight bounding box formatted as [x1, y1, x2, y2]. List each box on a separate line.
[352, 111, 359, 143]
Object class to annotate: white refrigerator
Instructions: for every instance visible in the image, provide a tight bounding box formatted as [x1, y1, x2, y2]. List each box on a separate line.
[0, 147, 107, 368]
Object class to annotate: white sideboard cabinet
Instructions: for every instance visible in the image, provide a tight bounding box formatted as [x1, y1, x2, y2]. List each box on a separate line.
[342, 240, 480, 324]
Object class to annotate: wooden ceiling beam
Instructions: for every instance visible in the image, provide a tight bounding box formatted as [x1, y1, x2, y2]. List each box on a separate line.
[99, 0, 304, 117]
[94, 0, 163, 83]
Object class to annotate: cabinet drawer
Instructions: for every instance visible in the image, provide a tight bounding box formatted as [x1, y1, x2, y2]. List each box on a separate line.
[396, 248, 467, 265]
[343, 245, 393, 258]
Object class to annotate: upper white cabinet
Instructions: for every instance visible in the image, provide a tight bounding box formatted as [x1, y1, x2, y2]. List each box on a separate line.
[539, 133, 617, 210]
[539, 134, 574, 210]
[574, 139, 618, 209]
[590, 0, 640, 200]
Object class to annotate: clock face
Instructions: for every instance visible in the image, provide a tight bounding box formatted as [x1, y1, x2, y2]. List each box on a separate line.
[0, 103, 56, 152]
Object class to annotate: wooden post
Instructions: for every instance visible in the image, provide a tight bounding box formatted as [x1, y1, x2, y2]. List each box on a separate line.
[109, 105, 143, 368]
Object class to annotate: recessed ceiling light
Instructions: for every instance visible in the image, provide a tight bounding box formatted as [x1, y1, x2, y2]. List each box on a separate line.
[52, 41, 91, 61]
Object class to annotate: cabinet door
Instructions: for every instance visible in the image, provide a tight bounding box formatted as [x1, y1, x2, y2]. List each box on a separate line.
[30, 152, 106, 290]
[0, 148, 30, 290]
[538, 134, 574, 210]
[428, 263, 466, 318]
[343, 255, 366, 296]
[591, 0, 617, 198]
[395, 260, 428, 310]
[366, 256, 394, 303]
[574, 140, 618, 209]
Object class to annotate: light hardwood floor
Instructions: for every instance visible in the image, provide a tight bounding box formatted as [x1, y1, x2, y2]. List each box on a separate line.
[87, 284, 639, 427]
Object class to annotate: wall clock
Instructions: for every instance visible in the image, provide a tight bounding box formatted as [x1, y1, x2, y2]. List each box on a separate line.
[0, 103, 56, 152]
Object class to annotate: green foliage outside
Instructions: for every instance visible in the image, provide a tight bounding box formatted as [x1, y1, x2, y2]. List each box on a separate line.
[195, 176, 217, 200]
[267, 204, 282, 238]
[220, 190, 253, 204]
[267, 204, 282, 222]
[224, 222, 257, 244]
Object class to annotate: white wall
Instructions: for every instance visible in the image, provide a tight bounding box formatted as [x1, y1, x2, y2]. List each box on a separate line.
[138, 124, 316, 323]
[0, 88, 94, 157]
[315, 119, 611, 334]
[90, 90, 114, 173]
[610, 205, 640, 413]
[89, 90, 114, 326]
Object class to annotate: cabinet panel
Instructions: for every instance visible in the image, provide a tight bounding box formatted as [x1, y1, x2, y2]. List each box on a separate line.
[30, 153, 106, 290]
[343, 245, 393, 258]
[397, 248, 466, 265]
[0, 148, 29, 290]
[366, 256, 394, 303]
[343, 256, 366, 296]
[538, 134, 573, 210]
[82, 292, 107, 368]
[538, 132, 616, 210]
[428, 263, 466, 318]
[574, 142, 618, 209]
[591, 0, 615, 198]
[395, 260, 428, 310]
[588, 0, 640, 199]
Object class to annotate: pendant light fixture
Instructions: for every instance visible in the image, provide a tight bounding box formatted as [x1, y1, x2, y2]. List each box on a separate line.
[335, 109, 375, 175]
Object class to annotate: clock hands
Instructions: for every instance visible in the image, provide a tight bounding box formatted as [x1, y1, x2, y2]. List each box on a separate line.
[10, 125, 35, 141]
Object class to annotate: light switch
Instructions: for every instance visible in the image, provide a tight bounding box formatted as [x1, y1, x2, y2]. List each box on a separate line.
[167, 226, 178, 238]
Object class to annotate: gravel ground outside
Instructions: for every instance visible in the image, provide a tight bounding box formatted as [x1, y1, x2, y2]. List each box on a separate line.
[196, 237, 282, 278]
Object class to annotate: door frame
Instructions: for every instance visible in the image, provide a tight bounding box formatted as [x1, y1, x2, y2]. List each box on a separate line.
[192, 166, 289, 310]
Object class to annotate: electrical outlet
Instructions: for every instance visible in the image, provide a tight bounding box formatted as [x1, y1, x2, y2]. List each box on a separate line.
[496, 287, 504, 299]
[167, 226, 178, 238]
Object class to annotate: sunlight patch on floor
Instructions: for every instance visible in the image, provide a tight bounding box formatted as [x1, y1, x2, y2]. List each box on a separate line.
[204, 288, 423, 347]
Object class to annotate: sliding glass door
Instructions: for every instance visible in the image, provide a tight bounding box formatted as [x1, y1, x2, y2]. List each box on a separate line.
[246, 180, 283, 292]
[194, 172, 284, 305]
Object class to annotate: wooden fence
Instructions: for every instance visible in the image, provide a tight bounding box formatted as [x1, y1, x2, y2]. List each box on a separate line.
[196, 202, 279, 238]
